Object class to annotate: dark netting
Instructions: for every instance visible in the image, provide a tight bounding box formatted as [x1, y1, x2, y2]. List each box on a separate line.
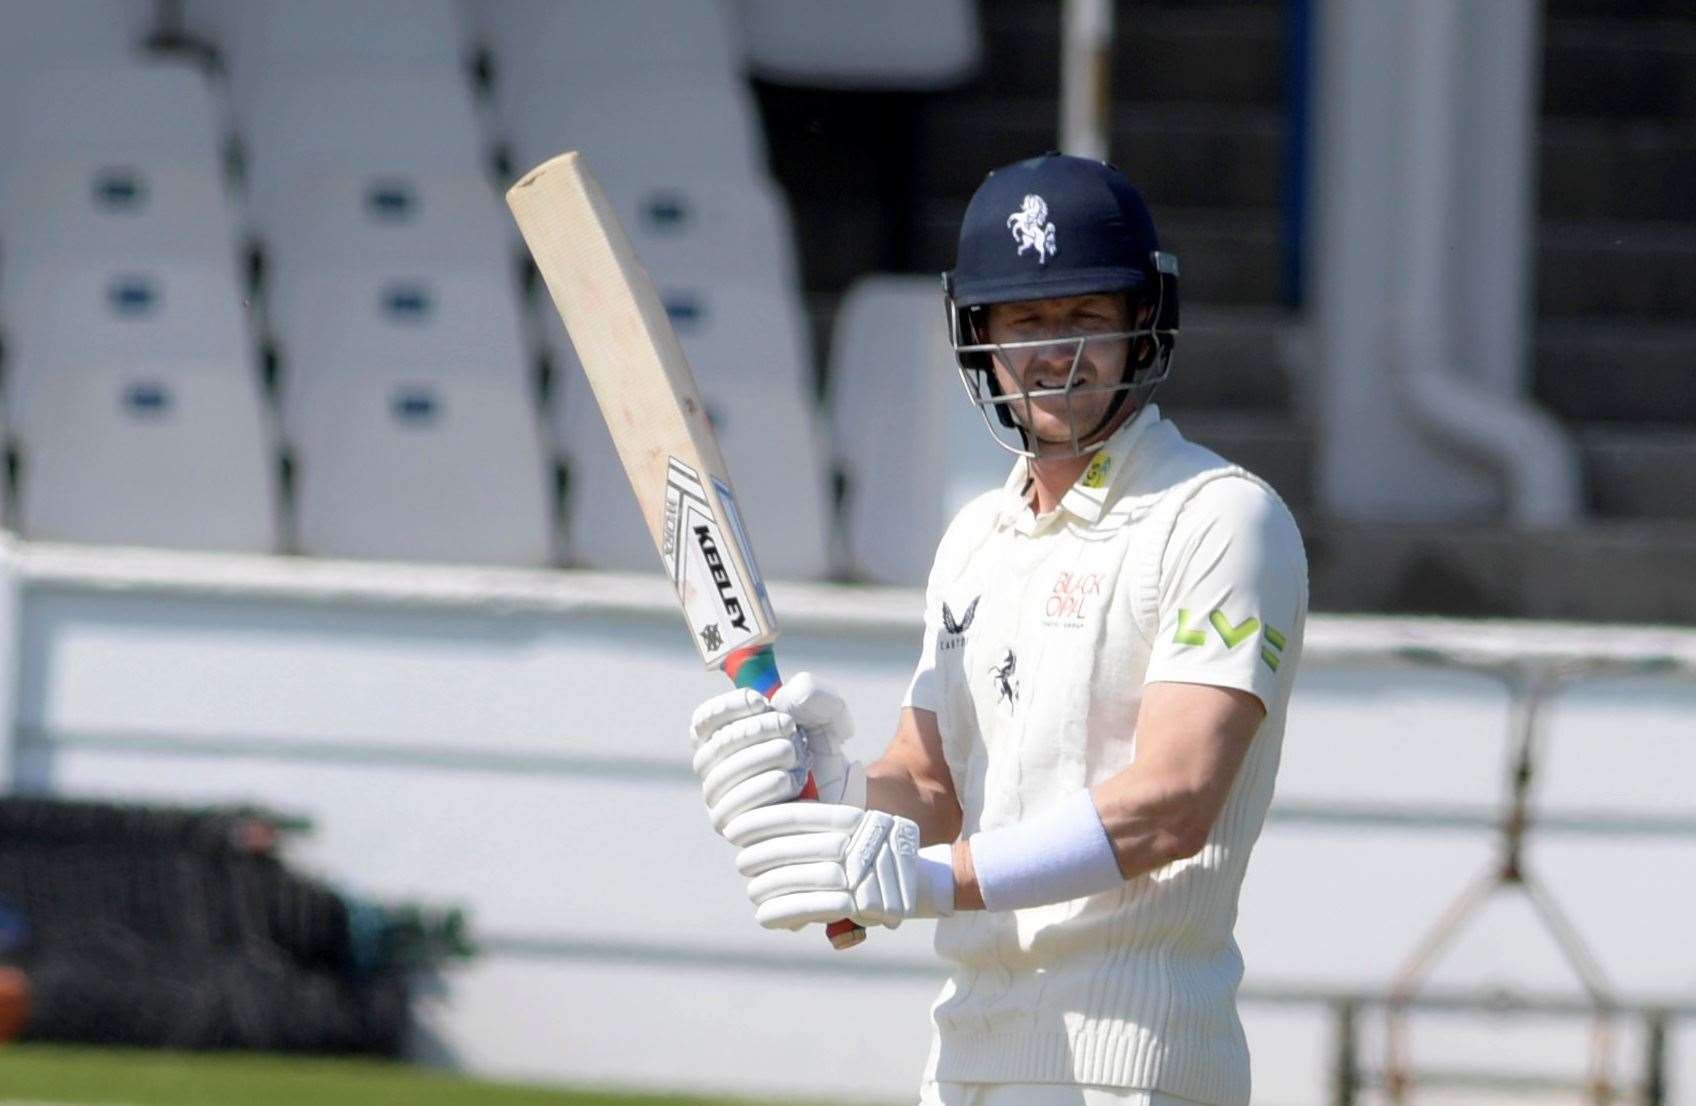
[0, 796, 449, 1054]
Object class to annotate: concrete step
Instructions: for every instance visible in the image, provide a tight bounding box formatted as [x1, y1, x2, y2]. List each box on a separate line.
[912, 203, 1286, 306]
[1159, 305, 1300, 411]
[977, 5, 1285, 105]
[1576, 425, 1696, 519]
[1159, 408, 1313, 514]
[752, 82, 931, 292]
[1543, 17, 1696, 119]
[1538, 221, 1696, 320]
[1546, 0, 1696, 18]
[786, 193, 889, 295]
[1308, 519, 1696, 621]
[1540, 118, 1696, 221]
[1533, 320, 1696, 423]
[1158, 207, 1286, 305]
[915, 99, 1285, 210]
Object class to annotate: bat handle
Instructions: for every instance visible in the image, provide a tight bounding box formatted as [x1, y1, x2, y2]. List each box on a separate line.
[723, 645, 867, 951]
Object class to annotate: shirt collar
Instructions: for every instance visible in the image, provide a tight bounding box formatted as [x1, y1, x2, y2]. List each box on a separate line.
[995, 403, 1163, 533]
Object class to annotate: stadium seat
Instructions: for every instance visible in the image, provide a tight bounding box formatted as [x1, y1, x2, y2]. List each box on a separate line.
[10, 359, 279, 553]
[471, 0, 741, 95]
[557, 371, 832, 580]
[506, 74, 765, 187]
[290, 374, 552, 566]
[598, 173, 800, 291]
[828, 275, 1010, 585]
[545, 278, 816, 412]
[236, 72, 487, 228]
[738, 0, 981, 89]
[270, 265, 530, 428]
[2, 257, 254, 404]
[551, 278, 832, 579]
[0, 160, 243, 267]
[3, 63, 224, 169]
[257, 172, 514, 283]
[187, 0, 467, 74]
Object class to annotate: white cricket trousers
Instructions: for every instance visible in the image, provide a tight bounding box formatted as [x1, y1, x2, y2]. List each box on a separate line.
[919, 1082, 1206, 1106]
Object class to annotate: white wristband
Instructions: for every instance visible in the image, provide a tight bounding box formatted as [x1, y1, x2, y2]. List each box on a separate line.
[914, 842, 956, 917]
[969, 791, 1123, 913]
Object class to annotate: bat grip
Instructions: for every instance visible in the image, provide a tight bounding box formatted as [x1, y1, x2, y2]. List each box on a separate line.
[723, 645, 867, 951]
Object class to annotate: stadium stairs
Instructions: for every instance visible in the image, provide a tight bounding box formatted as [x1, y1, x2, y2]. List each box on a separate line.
[758, 0, 1696, 623]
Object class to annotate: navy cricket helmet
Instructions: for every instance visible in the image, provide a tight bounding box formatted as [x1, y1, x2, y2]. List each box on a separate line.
[942, 153, 1179, 455]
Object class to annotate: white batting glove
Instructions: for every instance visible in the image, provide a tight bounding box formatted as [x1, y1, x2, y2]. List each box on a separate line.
[688, 672, 864, 837]
[724, 802, 955, 931]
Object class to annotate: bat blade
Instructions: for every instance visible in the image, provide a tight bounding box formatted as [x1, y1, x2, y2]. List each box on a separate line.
[505, 152, 775, 668]
[507, 151, 865, 951]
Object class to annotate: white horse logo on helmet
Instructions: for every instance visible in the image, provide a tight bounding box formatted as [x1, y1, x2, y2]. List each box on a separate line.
[1007, 194, 1058, 264]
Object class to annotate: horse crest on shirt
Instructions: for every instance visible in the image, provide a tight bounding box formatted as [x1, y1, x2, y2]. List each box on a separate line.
[990, 648, 1020, 711]
[1007, 194, 1057, 264]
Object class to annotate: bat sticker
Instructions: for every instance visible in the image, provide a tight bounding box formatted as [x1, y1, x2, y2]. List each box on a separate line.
[664, 457, 763, 663]
[713, 476, 777, 630]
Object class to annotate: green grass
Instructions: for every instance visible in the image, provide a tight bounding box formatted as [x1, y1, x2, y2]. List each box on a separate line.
[0, 1045, 799, 1106]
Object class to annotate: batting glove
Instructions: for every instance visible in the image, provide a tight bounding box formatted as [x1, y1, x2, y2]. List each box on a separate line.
[689, 672, 865, 838]
[724, 802, 955, 931]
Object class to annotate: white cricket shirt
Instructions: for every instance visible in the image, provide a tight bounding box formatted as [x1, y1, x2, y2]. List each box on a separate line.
[903, 404, 1308, 1106]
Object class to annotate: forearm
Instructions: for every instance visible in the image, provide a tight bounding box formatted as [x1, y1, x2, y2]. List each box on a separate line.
[945, 760, 1227, 915]
[1088, 772, 1212, 881]
[865, 757, 962, 847]
[1087, 682, 1264, 880]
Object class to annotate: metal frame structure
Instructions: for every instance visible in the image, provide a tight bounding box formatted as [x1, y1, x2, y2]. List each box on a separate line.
[1271, 630, 1696, 1105]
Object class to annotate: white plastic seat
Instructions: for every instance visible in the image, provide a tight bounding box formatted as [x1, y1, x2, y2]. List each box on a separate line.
[545, 278, 815, 413]
[291, 374, 552, 566]
[737, 0, 980, 89]
[552, 281, 831, 580]
[471, 0, 740, 94]
[188, 0, 466, 73]
[0, 0, 150, 66]
[4, 63, 224, 168]
[237, 71, 486, 226]
[558, 375, 832, 581]
[11, 359, 279, 553]
[258, 172, 513, 284]
[0, 159, 243, 266]
[269, 264, 529, 426]
[2, 257, 254, 402]
[828, 275, 1010, 585]
[507, 74, 764, 186]
[599, 173, 800, 291]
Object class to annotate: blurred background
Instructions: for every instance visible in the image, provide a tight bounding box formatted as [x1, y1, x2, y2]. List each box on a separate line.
[0, 0, 1692, 1103]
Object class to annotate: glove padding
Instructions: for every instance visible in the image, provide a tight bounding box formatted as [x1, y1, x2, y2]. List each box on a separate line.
[725, 802, 946, 931]
[689, 672, 860, 836]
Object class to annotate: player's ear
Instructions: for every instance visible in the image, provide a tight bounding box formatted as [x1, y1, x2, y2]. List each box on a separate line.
[1128, 293, 1157, 368]
[1131, 294, 1155, 326]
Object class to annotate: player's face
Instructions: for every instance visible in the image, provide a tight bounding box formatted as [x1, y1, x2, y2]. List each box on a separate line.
[982, 293, 1134, 451]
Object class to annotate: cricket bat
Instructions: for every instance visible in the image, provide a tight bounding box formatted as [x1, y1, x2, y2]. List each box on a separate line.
[506, 152, 865, 951]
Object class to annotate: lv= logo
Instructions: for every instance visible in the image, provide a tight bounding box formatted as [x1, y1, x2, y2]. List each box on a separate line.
[1173, 608, 1288, 672]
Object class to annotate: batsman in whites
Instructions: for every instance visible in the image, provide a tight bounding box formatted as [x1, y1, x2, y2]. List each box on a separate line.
[692, 154, 1309, 1106]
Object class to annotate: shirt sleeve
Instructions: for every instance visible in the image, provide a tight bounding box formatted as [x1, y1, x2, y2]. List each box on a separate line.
[902, 558, 945, 713]
[1142, 476, 1308, 712]
[902, 490, 1002, 713]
